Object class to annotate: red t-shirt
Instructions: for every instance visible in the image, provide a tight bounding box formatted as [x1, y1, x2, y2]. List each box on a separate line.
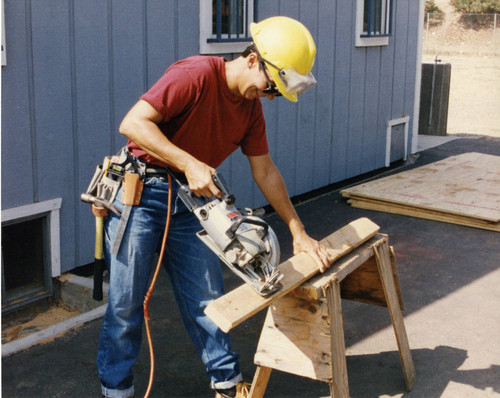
[127, 56, 269, 168]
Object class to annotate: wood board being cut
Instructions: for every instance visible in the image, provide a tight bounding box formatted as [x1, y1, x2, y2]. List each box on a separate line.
[341, 152, 500, 232]
[205, 217, 380, 333]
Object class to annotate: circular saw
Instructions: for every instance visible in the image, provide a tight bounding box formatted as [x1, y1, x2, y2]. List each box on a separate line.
[171, 171, 283, 296]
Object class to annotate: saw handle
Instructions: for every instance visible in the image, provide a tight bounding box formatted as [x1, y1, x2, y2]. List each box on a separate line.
[226, 217, 269, 240]
[211, 172, 231, 197]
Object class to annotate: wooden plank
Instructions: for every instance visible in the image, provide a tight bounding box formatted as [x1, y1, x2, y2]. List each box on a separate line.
[348, 198, 500, 232]
[347, 194, 500, 226]
[340, 255, 388, 307]
[248, 366, 272, 398]
[205, 218, 380, 332]
[340, 248, 404, 310]
[294, 235, 384, 301]
[374, 241, 417, 391]
[326, 279, 349, 398]
[389, 245, 405, 311]
[341, 153, 500, 223]
[253, 295, 332, 381]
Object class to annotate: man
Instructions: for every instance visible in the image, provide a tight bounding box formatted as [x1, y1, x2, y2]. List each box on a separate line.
[97, 16, 331, 398]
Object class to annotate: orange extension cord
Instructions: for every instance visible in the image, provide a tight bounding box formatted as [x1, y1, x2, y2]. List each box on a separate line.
[143, 173, 173, 398]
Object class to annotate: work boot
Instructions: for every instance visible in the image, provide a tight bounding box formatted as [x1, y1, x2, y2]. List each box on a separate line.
[215, 381, 251, 398]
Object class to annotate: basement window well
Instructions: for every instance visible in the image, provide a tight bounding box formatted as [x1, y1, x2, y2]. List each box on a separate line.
[1, 199, 62, 313]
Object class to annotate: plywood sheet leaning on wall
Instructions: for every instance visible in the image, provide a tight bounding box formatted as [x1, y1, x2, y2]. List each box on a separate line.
[204, 217, 380, 333]
[341, 152, 500, 232]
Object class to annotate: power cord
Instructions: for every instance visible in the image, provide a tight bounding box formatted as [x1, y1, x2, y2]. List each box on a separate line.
[143, 173, 173, 398]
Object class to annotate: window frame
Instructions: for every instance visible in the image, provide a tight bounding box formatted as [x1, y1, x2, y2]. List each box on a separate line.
[355, 0, 393, 47]
[199, 0, 255, 55]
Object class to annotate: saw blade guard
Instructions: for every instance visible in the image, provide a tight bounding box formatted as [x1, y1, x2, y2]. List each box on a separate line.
[197, 216, 282, 296]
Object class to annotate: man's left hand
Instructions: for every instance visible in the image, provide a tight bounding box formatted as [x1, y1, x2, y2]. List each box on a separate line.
[292, 231, 331, 273]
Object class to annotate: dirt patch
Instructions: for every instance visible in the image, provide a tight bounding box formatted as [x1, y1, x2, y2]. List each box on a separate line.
[2, 300, 81, 344]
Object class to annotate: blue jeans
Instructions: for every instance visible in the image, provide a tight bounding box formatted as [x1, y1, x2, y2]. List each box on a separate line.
[97, 176, 241, 398]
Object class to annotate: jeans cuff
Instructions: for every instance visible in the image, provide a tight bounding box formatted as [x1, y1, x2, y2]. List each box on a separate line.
[211, 373, 243, 390]
[101, 384, 134, 398]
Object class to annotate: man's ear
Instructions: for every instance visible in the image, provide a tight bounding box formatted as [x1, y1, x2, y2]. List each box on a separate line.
[246, 52, 259, 70]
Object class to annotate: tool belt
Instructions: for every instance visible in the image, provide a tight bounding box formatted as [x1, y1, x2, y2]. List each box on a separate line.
[81, 147, 176, 256]
[81, 148, 174, 213]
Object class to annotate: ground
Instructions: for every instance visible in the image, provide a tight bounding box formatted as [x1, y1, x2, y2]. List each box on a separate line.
[3, 49, 499, 347]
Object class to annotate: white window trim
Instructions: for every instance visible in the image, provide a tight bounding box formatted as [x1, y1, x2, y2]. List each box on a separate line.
[2, 198, 62, 277]
[199, 0, 254, 55]
[386, 116, 410, 167]
[355, 0, 390, 47]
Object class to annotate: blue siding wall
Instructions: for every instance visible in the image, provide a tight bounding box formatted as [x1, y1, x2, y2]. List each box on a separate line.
[2, 0, 421, 272]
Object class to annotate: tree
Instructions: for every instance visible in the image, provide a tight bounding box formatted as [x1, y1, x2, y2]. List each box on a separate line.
[451, 0, 500, 14]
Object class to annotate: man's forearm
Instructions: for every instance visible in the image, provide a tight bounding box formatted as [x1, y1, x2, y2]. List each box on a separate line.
[253, 165, 305, 238]
[119, 100, 220, 197]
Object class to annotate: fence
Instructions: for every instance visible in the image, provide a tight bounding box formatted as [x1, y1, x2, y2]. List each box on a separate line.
[424, 13, 499, 56]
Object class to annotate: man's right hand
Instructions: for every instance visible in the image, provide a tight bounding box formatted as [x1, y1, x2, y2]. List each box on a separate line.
[184, 159, 222, 198]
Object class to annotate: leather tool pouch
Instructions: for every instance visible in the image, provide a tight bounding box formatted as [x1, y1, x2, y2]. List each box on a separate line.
[121, 172, 144, 206]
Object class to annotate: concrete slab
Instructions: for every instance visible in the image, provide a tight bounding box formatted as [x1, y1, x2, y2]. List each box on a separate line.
[2, 136, 499, 398]
[416, 134, 459, 152]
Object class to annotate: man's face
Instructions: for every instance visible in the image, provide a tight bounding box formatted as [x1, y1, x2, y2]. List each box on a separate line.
[242, 54, 279, 101]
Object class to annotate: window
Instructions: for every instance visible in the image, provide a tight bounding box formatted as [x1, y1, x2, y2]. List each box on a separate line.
[386, 116, 410, 166]
[1, 199, 62, 312]
[200, 0, 256, 54]
[356, 0, 393, 47]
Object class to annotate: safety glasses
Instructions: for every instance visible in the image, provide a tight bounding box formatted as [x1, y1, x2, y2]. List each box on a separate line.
[260, 61, 282, 96]
[260, 57, 317, 96]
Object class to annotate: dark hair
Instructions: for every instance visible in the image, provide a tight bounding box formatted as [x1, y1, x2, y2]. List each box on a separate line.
[241, 43, 257, 57]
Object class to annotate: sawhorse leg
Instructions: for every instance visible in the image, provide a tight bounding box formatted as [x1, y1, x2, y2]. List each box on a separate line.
[249, 366, 272, 398]
[374, 241, 417, 391]
[326, 278, 349, 398]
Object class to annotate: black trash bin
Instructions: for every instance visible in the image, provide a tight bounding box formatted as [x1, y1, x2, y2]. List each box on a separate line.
[419, 61, 452, 136]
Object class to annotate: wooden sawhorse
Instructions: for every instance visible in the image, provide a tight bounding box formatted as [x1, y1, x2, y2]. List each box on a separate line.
[249, 234, 416, 397]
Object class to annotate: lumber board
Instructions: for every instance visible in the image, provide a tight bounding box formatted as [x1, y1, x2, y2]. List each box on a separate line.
[253, 295, 332, 381]
[373, 241, 416, 391]
[249, 366, 272, 398]
[348, 198, 500, 232]
[341, 152, 500, 230]
[205, 218, 380, 332]
[326, 280, 349, 397]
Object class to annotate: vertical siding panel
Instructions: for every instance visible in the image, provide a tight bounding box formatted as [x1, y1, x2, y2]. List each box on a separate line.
[294, 1, 318, 195]
[274, 0, 300, 197]
[74, 0, 113, 266]
[256, 1, 280, 205]
[257, 0, 279, 20]
[405, 0, 419, 151]
[314, 0, 336, 188]
[1, 0, 34, 208]
[361, 48, 381, 173]
[111, 0, 145, 151]
[391, 0, 409, 118]
[177, 0, 199, 59]
[346, 1, 366, 179]
[227, 150, 254, 209]
[31, 1, 75, 270]
[376, 43, 396, 167]
[1, 0, 422, 271]
[330, 0, 351, 183]
[146, 0, 177, 86]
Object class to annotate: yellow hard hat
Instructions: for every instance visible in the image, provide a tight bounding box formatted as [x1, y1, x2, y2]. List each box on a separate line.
[250, 16, 317, 102]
